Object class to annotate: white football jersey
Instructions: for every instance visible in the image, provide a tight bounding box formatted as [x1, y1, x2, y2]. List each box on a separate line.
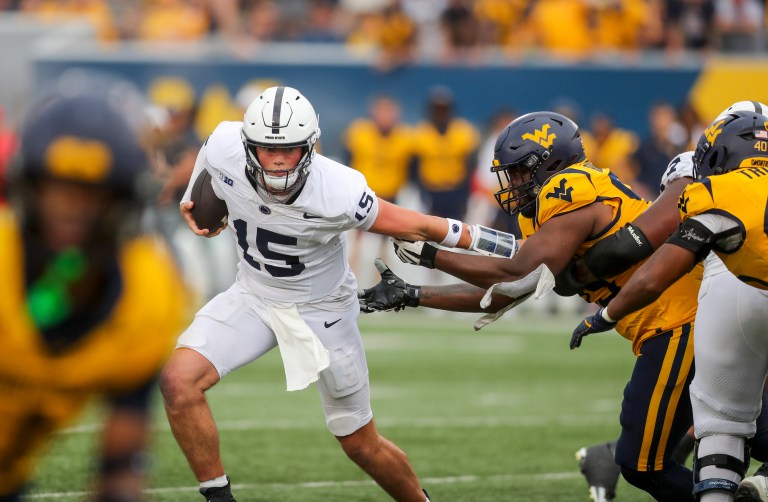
[659, 151, 727, 278]
[659, 151, 695, 194]
[192, 121, 379, 307]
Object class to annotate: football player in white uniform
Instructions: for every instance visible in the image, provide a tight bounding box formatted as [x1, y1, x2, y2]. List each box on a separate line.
[160, 86, 482, 502]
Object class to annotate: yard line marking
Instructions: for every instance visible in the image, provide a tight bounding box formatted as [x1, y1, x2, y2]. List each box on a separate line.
[27, 471, 581, 498]
[61, 413, 617, 434]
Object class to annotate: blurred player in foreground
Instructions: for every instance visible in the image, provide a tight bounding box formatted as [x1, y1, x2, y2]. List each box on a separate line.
[162, 86, 489, 501]
[0, 95, 186, 500]
[571, 109, 768, 501]
[360, 111, 705, 500]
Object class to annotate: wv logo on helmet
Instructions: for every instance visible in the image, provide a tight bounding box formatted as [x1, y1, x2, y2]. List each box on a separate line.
[522, 124, 556, 148]
[545, 178, 573, 202]
[704, 119, 725, 145]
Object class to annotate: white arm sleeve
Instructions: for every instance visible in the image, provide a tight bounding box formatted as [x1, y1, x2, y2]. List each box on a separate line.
[180, 145, 209, 204]
[689, 212, 740, 234]
[690, 212, 743, 254]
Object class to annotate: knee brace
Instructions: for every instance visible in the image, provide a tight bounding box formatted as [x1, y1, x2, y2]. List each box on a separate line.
[693, 436, 751, 500]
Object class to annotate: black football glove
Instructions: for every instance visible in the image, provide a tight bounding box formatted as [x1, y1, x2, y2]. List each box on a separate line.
[358, 258, 421, 313]
[570, 307, 618, 349]
[392, 239, 438, 269]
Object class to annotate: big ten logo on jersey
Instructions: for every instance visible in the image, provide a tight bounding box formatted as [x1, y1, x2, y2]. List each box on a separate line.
[146, 76, 281, 140]
[218, 172, 234, 186]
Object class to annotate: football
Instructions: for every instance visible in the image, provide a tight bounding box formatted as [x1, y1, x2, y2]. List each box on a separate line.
[190, 169, 228, 232]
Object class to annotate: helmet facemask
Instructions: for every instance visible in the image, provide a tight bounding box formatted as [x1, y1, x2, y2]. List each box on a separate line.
[493, 150, 550, 217]
[242, 131, 315, 201]
[691, 140, 722, 180]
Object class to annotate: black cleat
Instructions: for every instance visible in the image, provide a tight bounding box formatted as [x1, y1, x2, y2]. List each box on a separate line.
[199, 476, 236, 502]
[575, 441, 621, 502]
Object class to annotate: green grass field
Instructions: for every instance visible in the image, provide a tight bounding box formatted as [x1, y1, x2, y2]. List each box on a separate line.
[29, 310, 660, 501]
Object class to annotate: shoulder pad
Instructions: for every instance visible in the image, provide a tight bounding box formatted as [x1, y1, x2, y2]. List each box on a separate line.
[678, 179, 715, 220]
[518, 213, 535, 239]
[204, 121, 244, 172]
[536, 168, 598, 226]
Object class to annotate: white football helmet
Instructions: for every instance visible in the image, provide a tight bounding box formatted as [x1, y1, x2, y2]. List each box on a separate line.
[715, 100, 768, 121]
[241, 86, 320, 199]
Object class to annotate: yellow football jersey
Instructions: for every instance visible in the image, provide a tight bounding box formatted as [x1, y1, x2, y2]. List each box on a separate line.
[378, 11, 417, 51]
[344, 119, 413, 200]
[678, 167, 768, 290]
[412, 119, 480, 192]
[0, 209, 188, 490]
[519, 162, 701, 354]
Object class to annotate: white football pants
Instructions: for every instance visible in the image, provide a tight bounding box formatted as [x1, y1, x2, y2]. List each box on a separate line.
[691, 269, 768, 439]
[177, 282, 373, 437]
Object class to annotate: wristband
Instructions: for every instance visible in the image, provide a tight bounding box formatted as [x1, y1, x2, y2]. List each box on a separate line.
[404, 284, 421, 307]
[601, 307, 616, 323]
[421, 243, 438, 269]
[439, 218, 463, 248]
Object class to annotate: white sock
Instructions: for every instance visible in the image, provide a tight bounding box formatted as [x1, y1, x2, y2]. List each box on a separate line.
[200, 475, 229, 489]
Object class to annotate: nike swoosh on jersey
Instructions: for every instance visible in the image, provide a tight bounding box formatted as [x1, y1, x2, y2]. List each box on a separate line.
[303, 212, 322, 219]
[324, 318, 342, 328]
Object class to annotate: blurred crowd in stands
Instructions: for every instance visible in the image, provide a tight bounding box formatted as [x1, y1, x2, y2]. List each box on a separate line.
[0, 0, 764, 66]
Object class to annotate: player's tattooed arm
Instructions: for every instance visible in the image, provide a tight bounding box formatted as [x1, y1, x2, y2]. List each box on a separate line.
[419, 283, 515, 313]
[359, 261, 515, 314]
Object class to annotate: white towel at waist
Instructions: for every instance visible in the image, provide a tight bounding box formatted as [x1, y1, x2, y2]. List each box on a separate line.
[473, 264, 556, 330]
[267, 305, 330, 391]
